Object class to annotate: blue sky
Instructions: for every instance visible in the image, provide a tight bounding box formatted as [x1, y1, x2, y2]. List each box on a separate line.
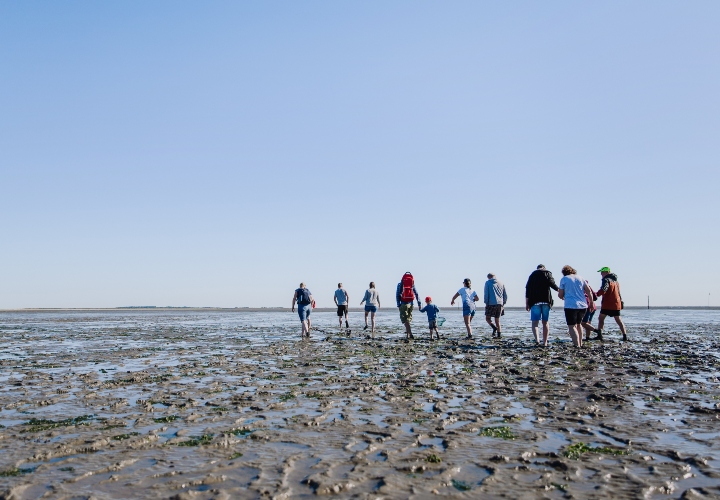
[1, 1, 718, 308]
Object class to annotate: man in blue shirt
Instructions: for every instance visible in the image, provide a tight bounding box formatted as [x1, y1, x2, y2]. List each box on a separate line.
[291, 283, 314, 338]
[333, 283, 349, 329]
[484, 273, 507, 338]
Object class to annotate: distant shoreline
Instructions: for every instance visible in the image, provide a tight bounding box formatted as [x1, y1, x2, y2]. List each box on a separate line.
[1, 306, 718, 313]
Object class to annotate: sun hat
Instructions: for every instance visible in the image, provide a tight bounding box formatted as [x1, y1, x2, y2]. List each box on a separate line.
[425, 296, 432, 303]
[597, 266, 611, 272]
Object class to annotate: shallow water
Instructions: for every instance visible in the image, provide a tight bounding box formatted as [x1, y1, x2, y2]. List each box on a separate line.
[1, 309, 719, 498]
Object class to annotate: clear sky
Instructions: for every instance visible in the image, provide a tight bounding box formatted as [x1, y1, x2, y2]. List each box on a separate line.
[1, 1, 718, 309]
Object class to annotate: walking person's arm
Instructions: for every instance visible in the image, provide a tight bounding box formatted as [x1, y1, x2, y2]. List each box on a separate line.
[502, 286, 507, 306]
[548, 277, 559, 292]
[396, 283, 402, 307]
[413, 285, 420, 306]
[484, 282, 490, 305]
[451, 292, 460, 306]
[334, 294, 339, 306]
[291, 292, 297, 312]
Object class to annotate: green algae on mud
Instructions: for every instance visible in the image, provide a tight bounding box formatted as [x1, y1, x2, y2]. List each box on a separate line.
[563, 441, 628, 459]
[0, 468, 34, 478]
[20, 415, 93, 433]
[478, 425, 515, 439]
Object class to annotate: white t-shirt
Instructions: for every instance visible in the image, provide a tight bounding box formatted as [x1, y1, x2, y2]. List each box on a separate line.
[363, 289, 380, 306]
[457, 287, 478, 306]
[559, 275, 588, 309]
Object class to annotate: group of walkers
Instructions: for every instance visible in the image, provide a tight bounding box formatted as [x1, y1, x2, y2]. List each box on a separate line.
[290, 265, 627, 347]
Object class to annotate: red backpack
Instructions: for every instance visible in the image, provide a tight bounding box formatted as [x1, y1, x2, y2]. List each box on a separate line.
[400, 272, 415, 302]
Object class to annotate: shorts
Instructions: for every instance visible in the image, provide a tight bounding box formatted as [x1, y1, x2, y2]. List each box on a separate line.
[429, 319, 438, 329]
[399, 303, 414, 323]
[564, 308, 586, 325]
[462, 305, 476, 317]
[298, 304, 311, 321]
[530, 303, 550, 322]
[600, 309, 621, 317]
[336, 305, 348, 317]
[485, 304, 503, 318]
[582, 309, 596, 323]
[365, 305, 377, 313]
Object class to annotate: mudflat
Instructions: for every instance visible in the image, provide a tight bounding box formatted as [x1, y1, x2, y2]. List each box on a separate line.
[1, 310, 719, 499]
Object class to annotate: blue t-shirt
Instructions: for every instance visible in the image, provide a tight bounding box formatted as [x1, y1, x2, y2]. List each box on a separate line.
[559, 275, 588, 309]
[420, 303, 440, 321]
[334, 288, 348, 305]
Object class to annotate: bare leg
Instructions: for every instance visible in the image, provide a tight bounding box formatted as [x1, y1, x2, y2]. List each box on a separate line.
[614, 316, 628, 339]
[338, 314, 342, 328]
[531, 320, 540, 343]
[568, 324, 582, 347]
[364, 311, 369, 328]
[404, 322, 412, 339]
[464, 315, 473, 338]
[494, 317, 501, 334]
[542, 320, 549, 346]
[370, 312, 376, 337]
[581, 323, 595, 339]
[307, 317, 311, 333]
[597, 313, 606, 332]
[301, 320, 309, 337]
[485, 315, 497, 336]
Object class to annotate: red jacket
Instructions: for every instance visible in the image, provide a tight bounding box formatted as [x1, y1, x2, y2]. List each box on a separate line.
[597, 274, 622, 310]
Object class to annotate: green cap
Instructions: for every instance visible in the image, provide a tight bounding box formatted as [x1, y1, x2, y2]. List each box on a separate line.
[597, 266, 610, 272]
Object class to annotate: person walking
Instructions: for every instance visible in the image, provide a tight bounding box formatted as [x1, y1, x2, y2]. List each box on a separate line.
[484, 273, 507, 338]
[360, 282, 381, 337]
[558, 265, 594, 348]
[333, 283, 350, 329]
[525, 264, 560, 346]
[396, 272, 421, 340]
[595, 267, 628, 341]
[291, 283, 314, 338]
[581, 280, 599, 341]
[420, 296, 441, 340]
[451, 278, 479, 339]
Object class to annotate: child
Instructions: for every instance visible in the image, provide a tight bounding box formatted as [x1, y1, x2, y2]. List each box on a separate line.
[419, 297, 441, 340]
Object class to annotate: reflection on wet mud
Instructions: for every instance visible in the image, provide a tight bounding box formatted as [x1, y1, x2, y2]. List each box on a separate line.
[1, 309, 719, 498]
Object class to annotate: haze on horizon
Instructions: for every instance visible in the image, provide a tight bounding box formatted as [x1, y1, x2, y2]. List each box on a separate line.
[1, 1, 718, 309]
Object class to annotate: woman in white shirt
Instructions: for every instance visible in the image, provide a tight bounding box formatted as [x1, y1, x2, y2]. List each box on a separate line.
[360, 282, 381, 338]
[451, 278, 479, 339]
[558, 265, 594, 348]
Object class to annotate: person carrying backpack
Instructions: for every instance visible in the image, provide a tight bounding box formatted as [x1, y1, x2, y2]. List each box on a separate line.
[291, 282, 314, 339]
[396, 272, 421, 340]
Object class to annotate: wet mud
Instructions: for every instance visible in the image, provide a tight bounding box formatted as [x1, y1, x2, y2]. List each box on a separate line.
[1, 310, 719, 499]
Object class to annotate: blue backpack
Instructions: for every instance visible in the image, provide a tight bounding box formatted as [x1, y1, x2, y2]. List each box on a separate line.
[297, 288, 311, 305]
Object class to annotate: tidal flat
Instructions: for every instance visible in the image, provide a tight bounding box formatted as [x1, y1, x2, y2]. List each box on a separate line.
[1, 309, 719, 499]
